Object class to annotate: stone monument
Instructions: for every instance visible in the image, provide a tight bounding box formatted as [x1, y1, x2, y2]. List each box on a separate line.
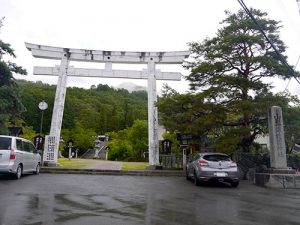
[268, 106, 287, 169]
[255, 106, 298, 188]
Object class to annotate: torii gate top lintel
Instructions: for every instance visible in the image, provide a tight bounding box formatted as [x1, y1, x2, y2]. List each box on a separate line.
[25, 42, 190, 64]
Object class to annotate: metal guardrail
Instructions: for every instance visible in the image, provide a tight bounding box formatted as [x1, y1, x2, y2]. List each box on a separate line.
[232, 152, 300, 169]
[160, 154, 184, 169]
[159, 154, 192, 169]
[231, 152, 300, 180]
[159, 152, 300, 172]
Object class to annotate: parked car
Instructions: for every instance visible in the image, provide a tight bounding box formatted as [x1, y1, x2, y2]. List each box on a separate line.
[0, 135, 41, 179]
[186, 152, 239, 187]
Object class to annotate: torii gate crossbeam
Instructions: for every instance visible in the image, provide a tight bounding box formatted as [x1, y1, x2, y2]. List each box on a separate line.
[25, 42, 189, 167]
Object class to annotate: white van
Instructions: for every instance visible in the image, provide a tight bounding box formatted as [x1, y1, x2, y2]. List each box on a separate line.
[0, 135, 41, 179]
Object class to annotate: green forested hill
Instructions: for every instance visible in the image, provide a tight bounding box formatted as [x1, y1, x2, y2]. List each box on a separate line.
[18, 80, 148, 136]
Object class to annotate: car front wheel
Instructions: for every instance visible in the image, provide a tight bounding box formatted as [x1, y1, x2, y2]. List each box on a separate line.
[193, 171, 201, 186]
[33, 164, 40, 175]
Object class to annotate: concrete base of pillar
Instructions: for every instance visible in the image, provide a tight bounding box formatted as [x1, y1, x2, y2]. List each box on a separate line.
[146, 165, 163, 170]
[255, 168, 300, 188]
[43, 161, 59, 167]
[266, 168, 296, 174]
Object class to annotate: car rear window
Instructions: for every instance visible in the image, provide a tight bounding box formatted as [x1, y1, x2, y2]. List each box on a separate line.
[203, 154, 231, 162]
[0, 137, 12, 150]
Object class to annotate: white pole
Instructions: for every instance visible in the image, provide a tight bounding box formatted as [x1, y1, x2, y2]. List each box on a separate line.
[40, 110, 44, 134]
[49, 52, 70, 164]
[147, 61, 159, 166]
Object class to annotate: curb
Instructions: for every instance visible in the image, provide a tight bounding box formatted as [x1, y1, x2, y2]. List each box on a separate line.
[40, 167, 185, 177]
[255, 173, 300, 189]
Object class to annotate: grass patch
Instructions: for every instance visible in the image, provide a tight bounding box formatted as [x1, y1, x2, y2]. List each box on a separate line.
[58, 158, 97, 169]
[121, 162, 148, 170]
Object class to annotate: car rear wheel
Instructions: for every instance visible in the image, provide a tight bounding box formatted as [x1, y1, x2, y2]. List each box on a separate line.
[14, 164, 22, 179]
[193, 171, 201, 186]
[33, 164, 40, 175]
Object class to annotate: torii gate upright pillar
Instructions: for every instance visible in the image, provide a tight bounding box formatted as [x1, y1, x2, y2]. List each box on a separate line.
[147, 61, 159, 166]
[49, 53, 70, 164]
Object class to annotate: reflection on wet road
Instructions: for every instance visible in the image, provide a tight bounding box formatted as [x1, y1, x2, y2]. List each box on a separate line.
[0, 174, 300, 224]
[0, 192, 148, 225]
[54, 194, 146, 224]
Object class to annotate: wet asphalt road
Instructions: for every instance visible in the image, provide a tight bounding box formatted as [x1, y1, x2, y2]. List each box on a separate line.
[0, 174, 300, 225]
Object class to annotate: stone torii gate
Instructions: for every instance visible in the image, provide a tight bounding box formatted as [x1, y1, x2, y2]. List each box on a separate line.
[25, 43, 189, 167]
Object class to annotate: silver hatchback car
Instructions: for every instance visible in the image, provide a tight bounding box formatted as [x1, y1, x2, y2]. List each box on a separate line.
[186, 152, 239, 187]
[0, 135, 41, 179]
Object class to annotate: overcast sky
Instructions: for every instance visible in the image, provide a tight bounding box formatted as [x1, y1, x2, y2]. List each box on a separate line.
[1, 0, 300, 95]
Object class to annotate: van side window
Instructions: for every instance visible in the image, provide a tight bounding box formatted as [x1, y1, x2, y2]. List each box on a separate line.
[16, 139, 23, 151]
[23, 141, 31, 152]
[29, 143, 37, 153]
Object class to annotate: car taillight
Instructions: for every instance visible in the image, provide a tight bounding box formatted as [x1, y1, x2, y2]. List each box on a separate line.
[10, 148, 16, 160]
[198, 160, 208, 166]
[229, 161, 237, 167]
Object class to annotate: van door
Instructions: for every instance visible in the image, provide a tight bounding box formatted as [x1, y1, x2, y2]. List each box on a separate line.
[22, 140, 31, 172]
[16, 138, 29, 171]
[0, 136, 12, 169]
[27, 142, 38, 171]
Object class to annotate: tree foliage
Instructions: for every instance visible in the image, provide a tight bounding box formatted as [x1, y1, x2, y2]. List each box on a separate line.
[158, 9, 300, 153]
[108, 120, 148, 161]
[283, 105, 300, 151]
[59, 122, 96, 156]
[0, 18, 27, 133]
[16, 80, 148, 154]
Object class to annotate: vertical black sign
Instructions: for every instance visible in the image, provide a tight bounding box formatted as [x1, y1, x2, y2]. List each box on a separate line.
[162, 139, 172, 154]
[34, 135, 45, 150]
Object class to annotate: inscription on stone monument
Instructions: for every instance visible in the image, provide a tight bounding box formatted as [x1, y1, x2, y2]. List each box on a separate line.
[268, 106, 287, 168]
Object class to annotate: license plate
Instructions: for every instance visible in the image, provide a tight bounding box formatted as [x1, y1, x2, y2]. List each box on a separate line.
[215, 172, 227, 177]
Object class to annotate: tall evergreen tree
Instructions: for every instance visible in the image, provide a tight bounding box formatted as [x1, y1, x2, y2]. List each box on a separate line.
[158, 9, 299, 153]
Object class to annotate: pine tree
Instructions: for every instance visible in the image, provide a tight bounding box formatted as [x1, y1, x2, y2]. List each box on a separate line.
[158, 9, 299, 153]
